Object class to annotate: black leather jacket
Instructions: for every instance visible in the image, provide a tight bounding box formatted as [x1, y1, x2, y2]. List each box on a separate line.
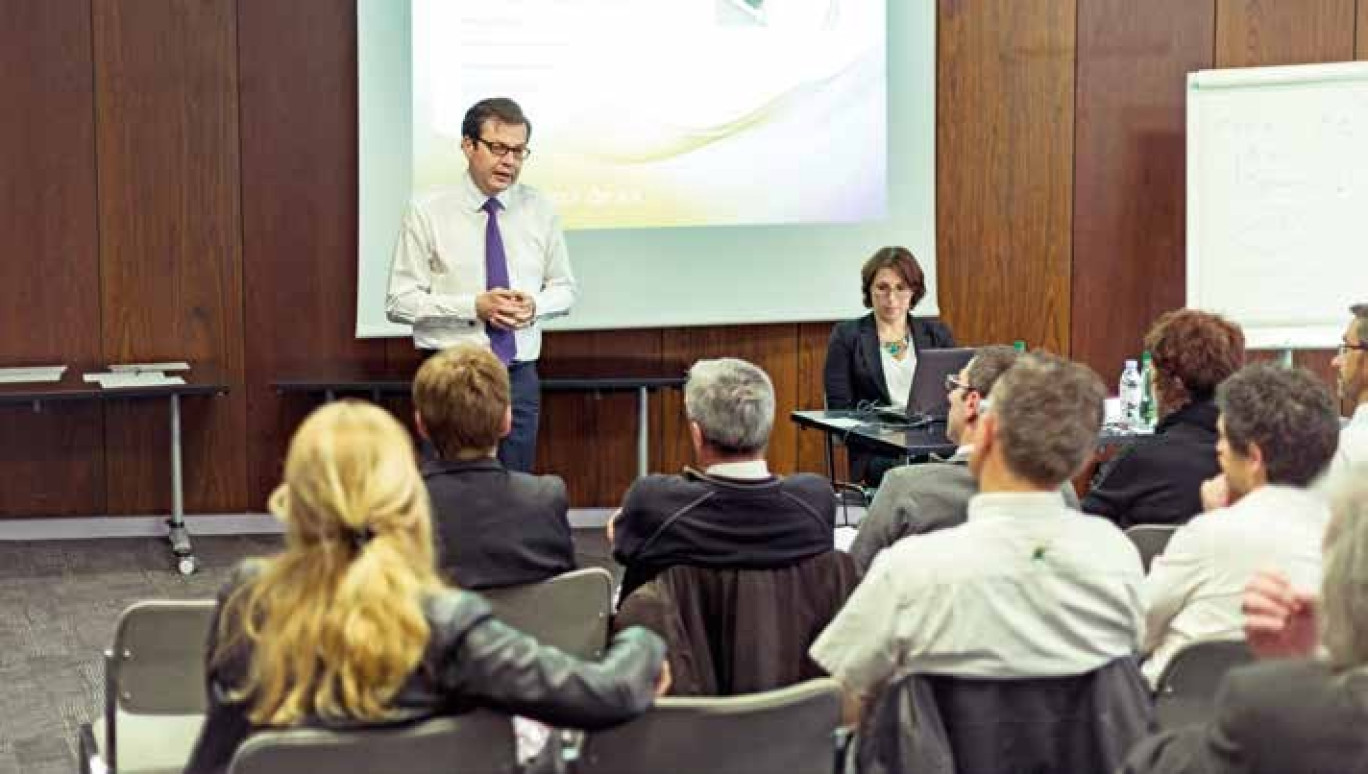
[183, 564, 666, 774]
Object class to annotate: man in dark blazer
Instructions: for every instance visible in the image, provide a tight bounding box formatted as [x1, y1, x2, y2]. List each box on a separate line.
[413, 344, 575, 590]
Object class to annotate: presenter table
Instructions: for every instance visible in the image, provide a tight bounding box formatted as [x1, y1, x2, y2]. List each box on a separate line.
[0, 373, 230, 575]
[272, 369, 687, 478]
[792, 409, 1158, 482]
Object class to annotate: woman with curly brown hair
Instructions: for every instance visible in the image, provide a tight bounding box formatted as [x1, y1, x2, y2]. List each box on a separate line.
[1082, 309, 1245, 528]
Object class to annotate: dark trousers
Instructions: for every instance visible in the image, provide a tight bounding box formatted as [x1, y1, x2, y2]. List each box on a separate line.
[418, 352, 540, 473]
[500, 361, 540, 473]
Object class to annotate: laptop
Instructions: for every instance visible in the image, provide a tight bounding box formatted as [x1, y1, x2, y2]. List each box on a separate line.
[896, 347, 976, 423]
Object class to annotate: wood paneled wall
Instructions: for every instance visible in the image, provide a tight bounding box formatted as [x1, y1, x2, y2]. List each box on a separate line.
[0, 0, 1359, 516]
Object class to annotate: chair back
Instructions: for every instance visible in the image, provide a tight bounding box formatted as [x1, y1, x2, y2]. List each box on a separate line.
[1124, 524, 1179, 572]
[1154, 638, 1254, 729]
[577, 678, 842, 774]
[229, 710, 517, 774]
[101, 599, 217, 772]
[614, 551, 862, 696]
[858, 657, 1154, 774]
[480, 567, 613, 660]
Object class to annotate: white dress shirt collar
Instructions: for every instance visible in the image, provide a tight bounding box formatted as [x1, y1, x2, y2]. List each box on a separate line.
[968, 490, 1069, 522]
[706, 459, 771, 480]
[461, 171, 512, 211]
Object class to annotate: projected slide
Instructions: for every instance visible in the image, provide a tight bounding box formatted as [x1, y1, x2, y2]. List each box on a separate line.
[411, 0, 886, 230]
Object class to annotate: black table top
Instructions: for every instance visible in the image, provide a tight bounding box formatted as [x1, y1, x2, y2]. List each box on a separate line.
[791, 409, 1158, 458]
[791, 409, 958, 457]
[272, 373, 687, 394]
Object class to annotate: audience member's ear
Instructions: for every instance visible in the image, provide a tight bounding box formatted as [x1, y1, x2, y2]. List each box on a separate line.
[499, 406, 513, 439]
[688, 421, 704, 453]
[970, 412, 998, 475]
[414, 411, 430, 441]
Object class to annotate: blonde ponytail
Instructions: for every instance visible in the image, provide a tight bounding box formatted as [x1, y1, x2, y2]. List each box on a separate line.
[218, 401, 443, 725]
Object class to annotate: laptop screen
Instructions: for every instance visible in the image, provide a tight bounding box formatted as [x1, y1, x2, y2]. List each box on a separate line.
[905, 347, 976, 420]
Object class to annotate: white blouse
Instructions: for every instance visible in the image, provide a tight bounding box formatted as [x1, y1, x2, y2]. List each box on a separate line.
[880, 345, 917, 409]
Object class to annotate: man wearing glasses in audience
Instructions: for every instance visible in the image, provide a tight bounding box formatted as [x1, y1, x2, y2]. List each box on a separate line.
[387, 97, 576, 472]
[1323, 302, 1368, 486]
[847, 345, 1079, 572]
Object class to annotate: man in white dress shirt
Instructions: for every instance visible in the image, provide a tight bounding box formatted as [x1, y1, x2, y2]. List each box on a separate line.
[811, 353, 1144, 723]
[1324, 303, 1368, 485]
[1142, 363, 1340, 684]
[386, 97, 577, 472]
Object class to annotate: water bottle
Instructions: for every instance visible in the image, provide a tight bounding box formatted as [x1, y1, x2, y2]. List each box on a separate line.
[1139, 351, 1156, 429]
[1118, 359, 1142, 430]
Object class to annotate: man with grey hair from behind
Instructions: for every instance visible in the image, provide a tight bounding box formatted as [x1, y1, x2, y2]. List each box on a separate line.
[611, 358, 837, 603]
[813, 354, 1145, 725]
[1123, 467, 1368, 774]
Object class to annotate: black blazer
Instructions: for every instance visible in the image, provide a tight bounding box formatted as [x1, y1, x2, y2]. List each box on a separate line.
[423, 457, 576, 591]
[1123, 659, 1368, 774]
[824, 313, 956, 409]
[1081, 399, 1220, 528]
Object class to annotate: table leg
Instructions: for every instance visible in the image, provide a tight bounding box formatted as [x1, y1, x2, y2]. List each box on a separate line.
[167, 394, 196, 574]
[823, 431, 835, 482]
[636, 387, 649, 478]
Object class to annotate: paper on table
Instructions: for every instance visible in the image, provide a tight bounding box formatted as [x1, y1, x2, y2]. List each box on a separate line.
[108, 362, 191, 373]
[84, 372, 186, 389]
[822, 417, 865, 430]
[0, 365, 67, 384]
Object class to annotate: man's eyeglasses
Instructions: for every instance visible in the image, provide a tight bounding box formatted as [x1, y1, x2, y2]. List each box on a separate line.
[474, 137, 532, 161]
[944, 375, 976, 395]
[1339, 341, 1368, 356]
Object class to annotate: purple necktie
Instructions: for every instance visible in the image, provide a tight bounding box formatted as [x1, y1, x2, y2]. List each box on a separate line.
[482, 198, 517, 365]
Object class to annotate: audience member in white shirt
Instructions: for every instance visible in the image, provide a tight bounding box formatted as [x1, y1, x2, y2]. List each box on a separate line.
[1142, 363, 1341, 684]
[1323, 303, 1368, 486]
[811, 354, 1145, 724]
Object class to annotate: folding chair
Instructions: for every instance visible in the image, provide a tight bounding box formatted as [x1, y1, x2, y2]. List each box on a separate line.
[1154, 638, 1254, 729]
[480, 567, 613, 660]
[1124, 524, 1179, 572]
[78, 599, 217, 774]
[228, 710, 518, 774]
[576, 677, 843, 774]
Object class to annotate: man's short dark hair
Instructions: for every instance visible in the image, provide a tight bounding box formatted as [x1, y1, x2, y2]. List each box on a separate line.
[1217, 363, 1340, 487]
[990, 353, 1106, 488]
[461, 97, 532, 142]
[966, 345, 1020, 398]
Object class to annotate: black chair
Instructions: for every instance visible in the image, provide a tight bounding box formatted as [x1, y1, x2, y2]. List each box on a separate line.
[855, 657, 1154, 774]
[1153, 638, 1254, 729]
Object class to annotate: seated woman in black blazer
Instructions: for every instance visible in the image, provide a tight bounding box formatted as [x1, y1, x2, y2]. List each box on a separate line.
[824, 246, 954, 484]
[182, 401, 666, 774]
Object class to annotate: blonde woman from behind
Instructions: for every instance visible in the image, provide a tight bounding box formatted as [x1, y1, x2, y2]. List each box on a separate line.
[183, 401, 667, 774]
